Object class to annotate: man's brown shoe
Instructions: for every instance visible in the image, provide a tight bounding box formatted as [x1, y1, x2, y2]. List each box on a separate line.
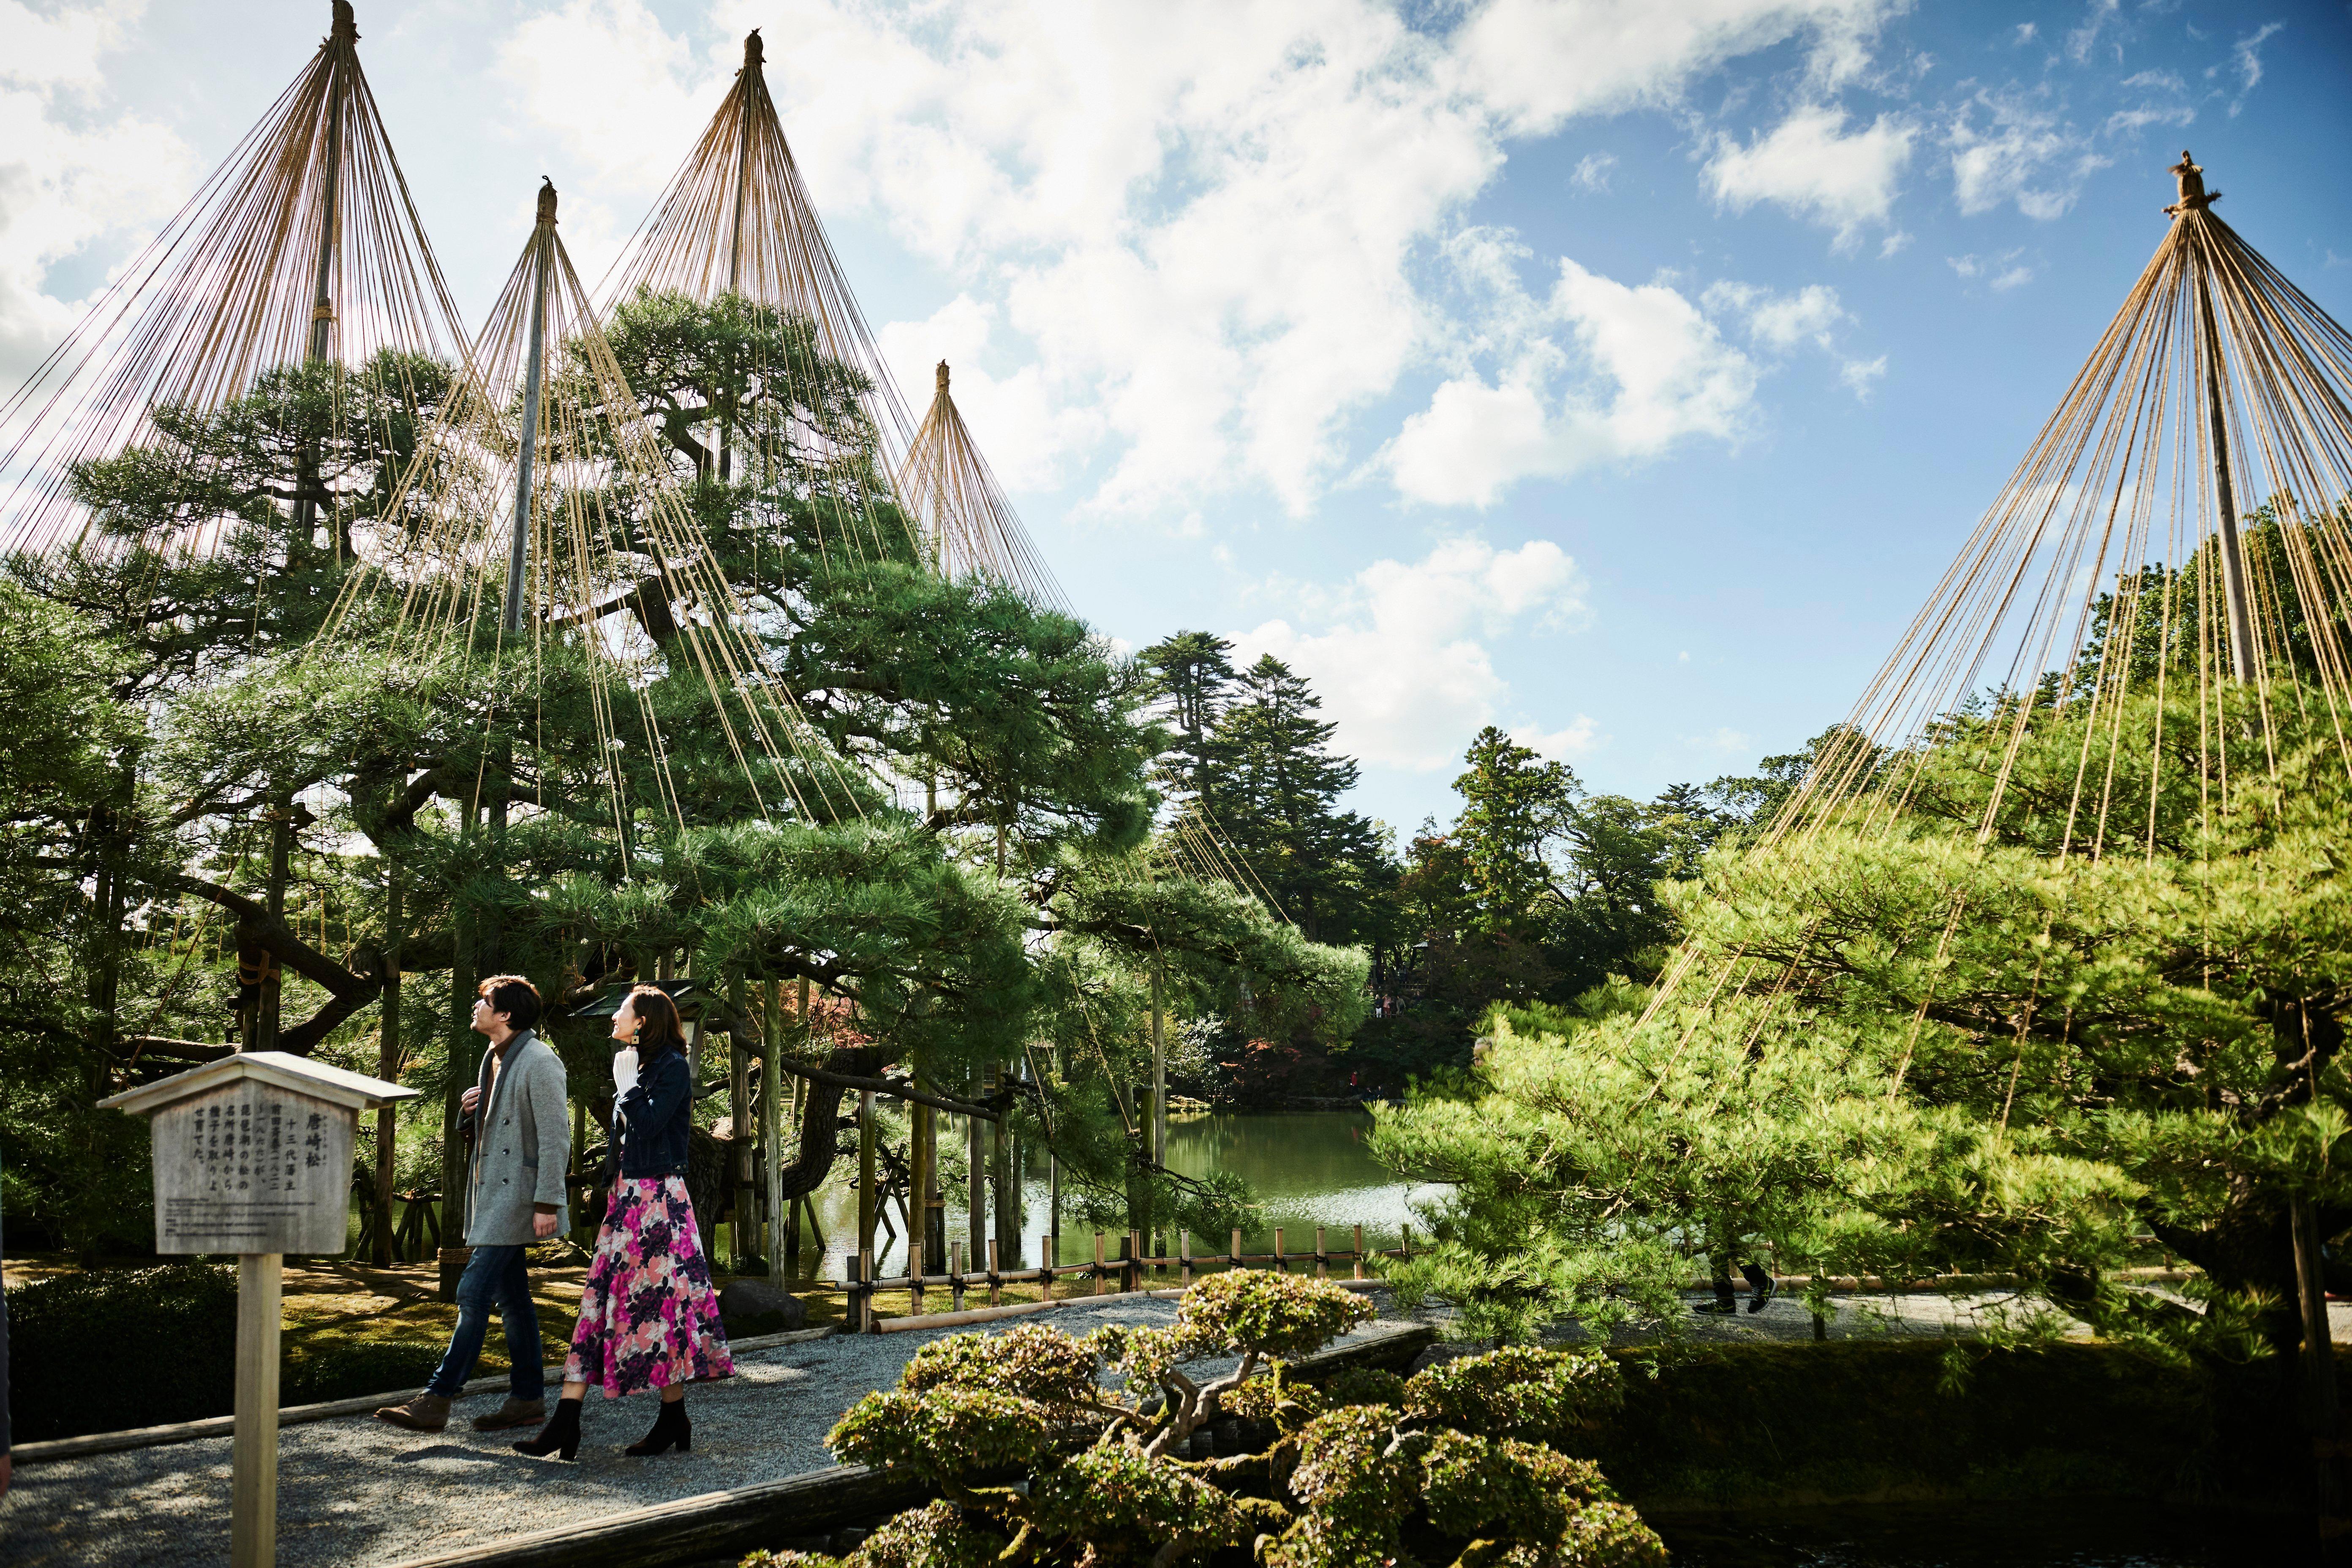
[372, 1393, 451, 1432]
[471, 1397, 546, 1432]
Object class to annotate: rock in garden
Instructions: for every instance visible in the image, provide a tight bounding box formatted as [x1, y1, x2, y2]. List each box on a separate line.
[719, 1278, 808, 1335]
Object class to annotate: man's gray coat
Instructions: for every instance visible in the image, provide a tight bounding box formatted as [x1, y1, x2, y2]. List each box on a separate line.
[463, 1029, 572, 1245]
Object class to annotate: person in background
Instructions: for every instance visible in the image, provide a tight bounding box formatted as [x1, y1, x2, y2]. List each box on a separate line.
[376, 975, 570, 1434]
[515, 985, 731, 1460]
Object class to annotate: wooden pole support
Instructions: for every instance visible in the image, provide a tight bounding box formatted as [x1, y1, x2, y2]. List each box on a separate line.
[232, 1252, 283, 1568]
[1040, 1235, 1053, 1302]
[1274, 1228, 1286, 1274]
[1093, 1232, 1106, 1296]
[951, 1241, 966, 1312]
[1230, 1228, 1241, 1267]
[1353, 1225, 1364, 1281]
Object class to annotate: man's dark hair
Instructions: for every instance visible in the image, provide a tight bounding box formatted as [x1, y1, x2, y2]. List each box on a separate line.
[477, 974, 542, 1034]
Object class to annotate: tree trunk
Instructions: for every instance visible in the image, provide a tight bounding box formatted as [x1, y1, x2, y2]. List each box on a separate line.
[370, 858, 403, 1266]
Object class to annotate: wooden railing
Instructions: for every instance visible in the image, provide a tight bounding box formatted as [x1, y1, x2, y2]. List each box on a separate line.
[833, 1224, 1416, 1332]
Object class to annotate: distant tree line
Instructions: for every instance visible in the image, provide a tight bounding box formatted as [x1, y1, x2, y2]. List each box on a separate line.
[1133, 629, 1839, 1104]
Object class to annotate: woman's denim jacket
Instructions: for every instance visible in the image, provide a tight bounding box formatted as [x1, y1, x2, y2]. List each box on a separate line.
[609, 1048, 692, 1181]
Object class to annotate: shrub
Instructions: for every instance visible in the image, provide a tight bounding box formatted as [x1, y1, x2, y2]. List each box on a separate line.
[8, 1263, 238, 1441]
[762, 1285, 1663, 1568]
[844, 1501, 1007, 1568]
[284, 1337, 446, 1406]
[1405, 1344, 1623, 1441]
[1320, 1364, 1405, 1409]
[1178, 1267, 1372, 1360]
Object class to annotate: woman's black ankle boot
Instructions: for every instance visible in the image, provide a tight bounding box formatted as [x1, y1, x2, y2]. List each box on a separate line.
[512, 1397, 582, 1462]
[624, 1396, 691, 1456]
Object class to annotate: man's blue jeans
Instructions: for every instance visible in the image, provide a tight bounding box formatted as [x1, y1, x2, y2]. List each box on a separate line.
[426, 1244, 544, 1400]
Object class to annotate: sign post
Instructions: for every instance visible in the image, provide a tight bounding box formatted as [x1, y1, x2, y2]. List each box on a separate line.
[102, 1052, 417, 1568]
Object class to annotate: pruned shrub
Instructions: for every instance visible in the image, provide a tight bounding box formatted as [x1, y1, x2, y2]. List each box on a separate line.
[742, 1279, 1662, 1568]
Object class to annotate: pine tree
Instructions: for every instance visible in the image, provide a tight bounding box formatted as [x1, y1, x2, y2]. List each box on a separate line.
[1136, 630, 1236, 808]
[1207, 654, 1384, 945]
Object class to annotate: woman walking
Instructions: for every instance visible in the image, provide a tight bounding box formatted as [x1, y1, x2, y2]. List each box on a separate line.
[516, 985, 732, 1460]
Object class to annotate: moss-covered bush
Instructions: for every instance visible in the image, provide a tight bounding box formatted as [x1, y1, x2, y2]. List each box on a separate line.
[754, 1274, 1664, 1568]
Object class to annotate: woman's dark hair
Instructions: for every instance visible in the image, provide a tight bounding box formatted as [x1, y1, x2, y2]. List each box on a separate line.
[477, 974, 542, 1033]
[625, 985, 689, 1059]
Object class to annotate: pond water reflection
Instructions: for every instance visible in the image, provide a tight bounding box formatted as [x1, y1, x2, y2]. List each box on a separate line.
[783, 1109, 1439, 1282]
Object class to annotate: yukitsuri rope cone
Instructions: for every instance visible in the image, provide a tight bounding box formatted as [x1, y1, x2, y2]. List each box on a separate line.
[1643, 150, 2352, 1027]
[898, 360, 1069, 611]
[0, 0, 467, 561]
[310, 177, 863, 838]
[597, 28, 921, 573]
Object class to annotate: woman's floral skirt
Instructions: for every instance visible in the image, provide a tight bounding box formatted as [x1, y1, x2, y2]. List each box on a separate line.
[563, 1175, 735, 1399]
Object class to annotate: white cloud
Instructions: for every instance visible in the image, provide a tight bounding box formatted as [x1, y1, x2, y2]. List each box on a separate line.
[1701, 279, 1881, 399]
[2014, 23, 2038, 46]
[1231, 538, 1588, 771]
[0, 0, 198, 385]
[2067, 0, 2121, 65]
[2227, 22, 2285, 116]
[875, 295, 1103, 493]
[1702, 103, 1914, 248]
[1386, 255, 1758, 507]
[1448, 0, 1900, 136]
[1685, 725, 1755, 754]
[1514, 716, 1602, 760]
[1947, 92, 2105, 220]
[1570, 151, 1620, 193]
[486, 0, 1899, 522]
[1949, 250, 2034, 291]
[2105, 70, 2194, 137]
[1839, 354, 1887, 393]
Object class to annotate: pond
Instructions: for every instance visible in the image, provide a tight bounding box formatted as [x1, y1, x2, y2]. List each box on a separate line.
[778, 1109, 1431, 1282]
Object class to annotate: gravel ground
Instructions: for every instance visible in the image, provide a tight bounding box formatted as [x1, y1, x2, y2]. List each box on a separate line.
[13, 1287, 2348, 1568]
[0, 1293, 1396, 1568]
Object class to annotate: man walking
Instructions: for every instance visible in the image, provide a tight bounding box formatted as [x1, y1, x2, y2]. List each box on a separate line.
[376, 975, 571, 1434]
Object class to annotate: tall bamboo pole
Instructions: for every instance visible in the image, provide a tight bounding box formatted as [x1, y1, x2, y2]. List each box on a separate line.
[289, 9, 347, 550]
[503, 180, 555, 636]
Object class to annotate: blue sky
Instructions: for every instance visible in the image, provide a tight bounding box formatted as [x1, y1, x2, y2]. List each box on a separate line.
[5, 0, 2349, 837]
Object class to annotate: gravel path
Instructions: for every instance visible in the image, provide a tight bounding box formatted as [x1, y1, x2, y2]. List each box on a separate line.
[0, 1293, 1394, 1568]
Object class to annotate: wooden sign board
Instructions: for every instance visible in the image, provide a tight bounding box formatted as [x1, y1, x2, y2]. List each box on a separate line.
[151, 1082, 354, 1256]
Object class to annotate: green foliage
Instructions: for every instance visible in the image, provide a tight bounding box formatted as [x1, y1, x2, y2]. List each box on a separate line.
[1177, 1267, 1373, 1361]
[901, 1321, 1102, 1405]
[1376, 678, 2352, 1359]
[1029, 1444, 1254, 1563]
[7, 1264, 240, 1441]
[1320, 1364, 1407, 1409]
[1404, 1347, 1625, 1442]
[1418, 1431, 1613, 1543]
[842, 1501, 1007, 1568]
[826, 1386, 1061, 1486]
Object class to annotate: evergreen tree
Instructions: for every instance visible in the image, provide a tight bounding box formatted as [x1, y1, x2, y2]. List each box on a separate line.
[1207, 654, 1385, 946]
[1136, 629, 1236, 808]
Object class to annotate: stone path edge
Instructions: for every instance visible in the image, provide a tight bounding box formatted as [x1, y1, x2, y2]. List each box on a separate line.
[11, 1326, 840, 1466]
